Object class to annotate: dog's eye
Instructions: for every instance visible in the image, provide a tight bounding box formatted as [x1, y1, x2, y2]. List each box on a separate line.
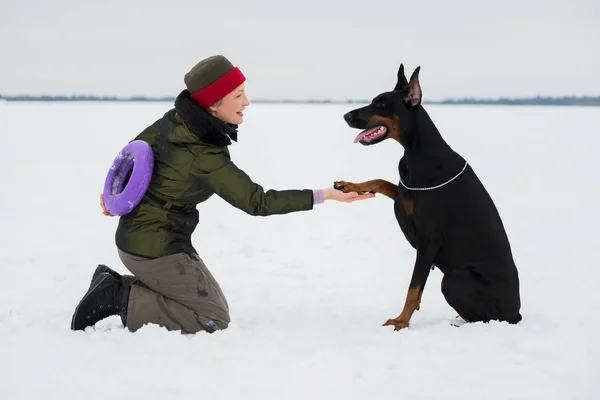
[374, 102, 385, 109]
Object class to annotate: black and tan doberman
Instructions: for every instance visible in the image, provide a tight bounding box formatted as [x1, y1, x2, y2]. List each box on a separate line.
[335, 64, 522, 330]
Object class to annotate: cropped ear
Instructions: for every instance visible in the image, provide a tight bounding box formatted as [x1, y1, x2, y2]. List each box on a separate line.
[394, 63, 409, 91]
[404, 66, 422, 106]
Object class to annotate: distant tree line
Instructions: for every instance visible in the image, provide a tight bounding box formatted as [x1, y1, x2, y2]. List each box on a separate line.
[1, 94, 599, 106]
[432, 96, 600, 106]
[0, 94, 175, 102]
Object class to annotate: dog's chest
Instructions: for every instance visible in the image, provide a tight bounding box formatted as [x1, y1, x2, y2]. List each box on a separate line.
[393, 189, 414, 228]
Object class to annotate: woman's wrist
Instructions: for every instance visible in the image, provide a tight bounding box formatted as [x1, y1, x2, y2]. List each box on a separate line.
[312, 189, 325, 204]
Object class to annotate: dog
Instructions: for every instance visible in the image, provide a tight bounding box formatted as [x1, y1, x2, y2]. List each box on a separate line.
[334, 64, 522, 330]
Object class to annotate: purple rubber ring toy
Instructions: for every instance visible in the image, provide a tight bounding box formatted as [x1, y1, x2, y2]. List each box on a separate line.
[102, 140, 154, 216]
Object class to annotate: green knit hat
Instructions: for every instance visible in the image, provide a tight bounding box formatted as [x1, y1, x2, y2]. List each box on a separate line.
[184, 55, 246, 108]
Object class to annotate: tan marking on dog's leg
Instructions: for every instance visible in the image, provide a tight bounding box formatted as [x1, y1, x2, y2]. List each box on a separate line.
[415, 286, 424, 311]
[334, 179, 397, 200]
[370, 179, 397, 199]
[382, 285, 421, 330]
[459, 314, 471, 323]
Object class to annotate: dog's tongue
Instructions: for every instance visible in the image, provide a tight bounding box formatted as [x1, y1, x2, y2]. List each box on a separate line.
[353, 126, 381, 143]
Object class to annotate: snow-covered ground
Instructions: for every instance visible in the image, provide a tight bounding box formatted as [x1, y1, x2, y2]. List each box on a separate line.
[1, 101, 598, 399]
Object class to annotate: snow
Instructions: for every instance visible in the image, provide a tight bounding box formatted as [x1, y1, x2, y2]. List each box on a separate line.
[0, 101, 598, 399]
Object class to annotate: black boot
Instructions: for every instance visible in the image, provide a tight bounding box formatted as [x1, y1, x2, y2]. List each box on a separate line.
[71, 272, 131, 331]
[89, 264, 122, 288]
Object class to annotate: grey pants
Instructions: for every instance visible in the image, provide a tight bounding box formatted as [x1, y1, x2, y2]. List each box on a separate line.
[118, 249, 230, 333]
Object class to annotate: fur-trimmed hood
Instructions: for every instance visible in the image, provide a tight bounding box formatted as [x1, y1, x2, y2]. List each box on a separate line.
[174, 90, 238, 147]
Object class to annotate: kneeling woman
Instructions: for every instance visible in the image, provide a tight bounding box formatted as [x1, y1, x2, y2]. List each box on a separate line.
[71, 55, 373, 333]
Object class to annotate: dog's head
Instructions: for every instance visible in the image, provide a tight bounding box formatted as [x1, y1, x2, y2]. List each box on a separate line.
[343, 64, 422, 146]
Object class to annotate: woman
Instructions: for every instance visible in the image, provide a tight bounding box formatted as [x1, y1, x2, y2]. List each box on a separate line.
[71, 55, 374, 333]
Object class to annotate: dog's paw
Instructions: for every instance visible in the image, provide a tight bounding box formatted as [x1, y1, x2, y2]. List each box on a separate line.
[333, 180, 347, 191]
[333, 181, 362, 194]
[382, 317, 410, 331]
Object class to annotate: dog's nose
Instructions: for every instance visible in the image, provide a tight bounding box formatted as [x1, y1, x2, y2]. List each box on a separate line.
[343, 112, 353, 123]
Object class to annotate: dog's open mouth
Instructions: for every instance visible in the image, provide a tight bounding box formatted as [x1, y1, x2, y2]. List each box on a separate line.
[353, 126, 388, 144]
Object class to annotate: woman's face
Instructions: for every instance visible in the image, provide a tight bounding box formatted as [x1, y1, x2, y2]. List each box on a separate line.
[209, 84, 250, 125]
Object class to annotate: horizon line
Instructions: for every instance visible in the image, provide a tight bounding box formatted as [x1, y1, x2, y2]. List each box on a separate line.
[2, 94, 600, 106]
[2, 94, 600, 101]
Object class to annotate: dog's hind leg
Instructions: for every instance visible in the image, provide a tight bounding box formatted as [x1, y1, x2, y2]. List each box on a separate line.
[333, 179, 397, 200]
[441, 270, 521, 324]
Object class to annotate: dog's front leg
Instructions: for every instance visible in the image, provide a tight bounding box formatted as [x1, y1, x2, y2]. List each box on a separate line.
[333, 179, 397, 200]
[383, 239, 439, 330]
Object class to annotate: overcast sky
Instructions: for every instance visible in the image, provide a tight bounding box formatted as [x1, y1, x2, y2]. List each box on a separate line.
[1, 0, 599, 100]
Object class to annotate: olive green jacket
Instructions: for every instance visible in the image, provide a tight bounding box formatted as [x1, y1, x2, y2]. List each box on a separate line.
[116, 92, 313, 258]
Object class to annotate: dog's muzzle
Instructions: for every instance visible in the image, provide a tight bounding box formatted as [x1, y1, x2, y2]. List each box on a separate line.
[343, 112, 354, 123]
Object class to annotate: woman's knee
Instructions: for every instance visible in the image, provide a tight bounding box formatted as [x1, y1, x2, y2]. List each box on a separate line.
[211, 318, 229, 330]
[192, 314, 229, 334]
[197, 302, 230, 332]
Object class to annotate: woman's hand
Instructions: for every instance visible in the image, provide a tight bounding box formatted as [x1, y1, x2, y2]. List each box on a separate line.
[100, 194, 114, 216]
[323, 187, 375, 203]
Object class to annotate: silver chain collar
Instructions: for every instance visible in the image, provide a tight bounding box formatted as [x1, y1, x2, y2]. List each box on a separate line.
[399, 161, 469, 191]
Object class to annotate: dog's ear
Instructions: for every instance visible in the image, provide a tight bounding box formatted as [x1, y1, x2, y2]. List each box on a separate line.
[394, 63, 409, 91]
[404, 66, 422, 106]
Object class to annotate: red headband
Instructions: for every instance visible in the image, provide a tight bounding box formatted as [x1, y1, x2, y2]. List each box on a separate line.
[190, 67, 246, 108]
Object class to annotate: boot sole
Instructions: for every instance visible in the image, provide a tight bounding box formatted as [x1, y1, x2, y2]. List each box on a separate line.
[71, 273, 111, 331]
